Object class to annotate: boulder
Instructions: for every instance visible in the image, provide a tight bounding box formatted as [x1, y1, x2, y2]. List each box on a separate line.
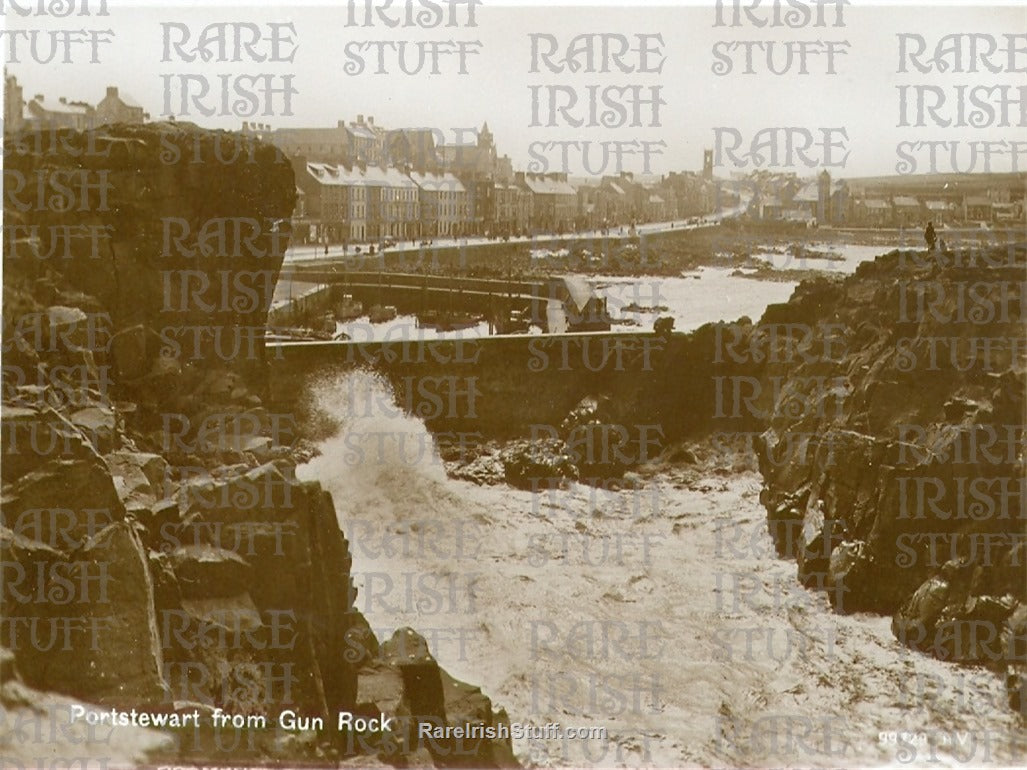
[382, 628, 447, 722]
[763, 486, 807, 559]
[2, 459, 125, 549]
[108, 324, 155, 382]
[796, 502, 837, 589]
[500, 438, 576, 491]
[70, 405, 118, 454]
[105, 450, 171, 513]
[45, 306, 91, 352]
[353, 629, 517, 767]
[892, 575, 952, 652]
[1, 405, 97, 481]
[169, 544, 252, 599]
[1003, 603, 1027, 715]
[134, 498, 182, 551]
[827, 539, 880, 614]
[8, 521, 169, 705]
[931, 595, 1016, 665]
[0, 680, 174, 769]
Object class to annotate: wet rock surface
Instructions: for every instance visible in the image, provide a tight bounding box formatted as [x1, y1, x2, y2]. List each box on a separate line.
[746, 245, 1026, 712]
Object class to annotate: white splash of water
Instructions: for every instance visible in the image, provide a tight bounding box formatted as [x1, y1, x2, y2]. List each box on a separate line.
[296, 368, 451, 522]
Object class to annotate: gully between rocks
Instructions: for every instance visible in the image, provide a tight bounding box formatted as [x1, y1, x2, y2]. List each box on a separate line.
[298, 371, 1025, 769]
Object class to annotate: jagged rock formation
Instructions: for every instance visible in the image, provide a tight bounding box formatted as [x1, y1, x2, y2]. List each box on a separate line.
[745, 245, 1026, 712]
[1, 122, 514, 767]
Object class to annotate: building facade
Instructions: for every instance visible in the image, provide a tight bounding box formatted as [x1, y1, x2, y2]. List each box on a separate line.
[94, 87, 146, 125]
[409, 171, 469, 237]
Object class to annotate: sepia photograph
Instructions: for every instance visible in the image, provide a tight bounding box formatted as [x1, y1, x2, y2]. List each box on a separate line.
[1, 0, 1025, 767]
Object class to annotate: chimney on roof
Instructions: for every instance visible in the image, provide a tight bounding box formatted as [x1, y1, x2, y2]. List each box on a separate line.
[368, 116, 374, 126]
[242, 121, 249, 131]
[357, 114, 364, 125]
[59, 97, 67, 104]
[338, 119, 345, 128]
[106, 86, 117, 99]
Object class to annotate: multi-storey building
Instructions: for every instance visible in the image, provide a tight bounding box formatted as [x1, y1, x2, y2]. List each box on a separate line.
[385, 129, 440, 172]
[661, 171, 716, 218]
[409, 171, 470, 237]
[249, 114, 386, 165]
[493, 181, 532, 235]
[440, 122, 501, 233]
[295, 160, 420, 243]
[374, 166, 421, 241]
[517, 172, 578, 233]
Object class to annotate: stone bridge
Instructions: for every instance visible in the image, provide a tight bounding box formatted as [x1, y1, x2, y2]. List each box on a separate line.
[277, 268, 609, 331]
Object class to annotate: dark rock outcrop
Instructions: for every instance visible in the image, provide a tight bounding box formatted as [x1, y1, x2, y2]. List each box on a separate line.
[744, 245, 1026, 712]
[353, 629, 517, 767]
[2, 122, 513, 767]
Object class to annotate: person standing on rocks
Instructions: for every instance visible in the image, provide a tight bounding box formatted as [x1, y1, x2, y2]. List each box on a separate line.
[924, 221, 937, 251]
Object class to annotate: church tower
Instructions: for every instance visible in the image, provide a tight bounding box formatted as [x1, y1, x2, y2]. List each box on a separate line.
[817, 169, 832, 224]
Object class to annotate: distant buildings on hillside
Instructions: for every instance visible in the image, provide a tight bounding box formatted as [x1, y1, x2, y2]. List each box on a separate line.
[245, 116, 722, 243]
[5, 74, 1022, 239]
[5, 75, 146, 132]
[746, 168, 1025, 228]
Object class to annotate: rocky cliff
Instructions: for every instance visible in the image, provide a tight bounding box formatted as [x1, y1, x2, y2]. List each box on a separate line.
[1, 122, 515, 768]
[743, 244, 1026, 713]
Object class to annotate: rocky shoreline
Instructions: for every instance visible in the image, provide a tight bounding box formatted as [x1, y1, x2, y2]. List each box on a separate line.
[749, 244, 1026, 713]
[440, 240, 1026, 720]
[1, 123, 516, 768]
[2, 122, 1023, 768]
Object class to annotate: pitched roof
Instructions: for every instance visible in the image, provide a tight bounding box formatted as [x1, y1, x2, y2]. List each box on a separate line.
[521, 176, 577, 196]
[29, 98, 91, 115]
[306, 163, 417, 189]
[105, 90, 142, 108]
[348, 124, 378, 141]
[893, 196, 920, 207]
[408, 171, 465, 193]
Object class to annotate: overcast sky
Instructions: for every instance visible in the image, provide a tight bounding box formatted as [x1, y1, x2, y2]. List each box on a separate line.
[6, 1, 1026, 177]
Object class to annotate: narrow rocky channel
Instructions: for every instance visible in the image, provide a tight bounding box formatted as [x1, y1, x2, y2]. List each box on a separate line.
[299, 372, 1025, 768]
